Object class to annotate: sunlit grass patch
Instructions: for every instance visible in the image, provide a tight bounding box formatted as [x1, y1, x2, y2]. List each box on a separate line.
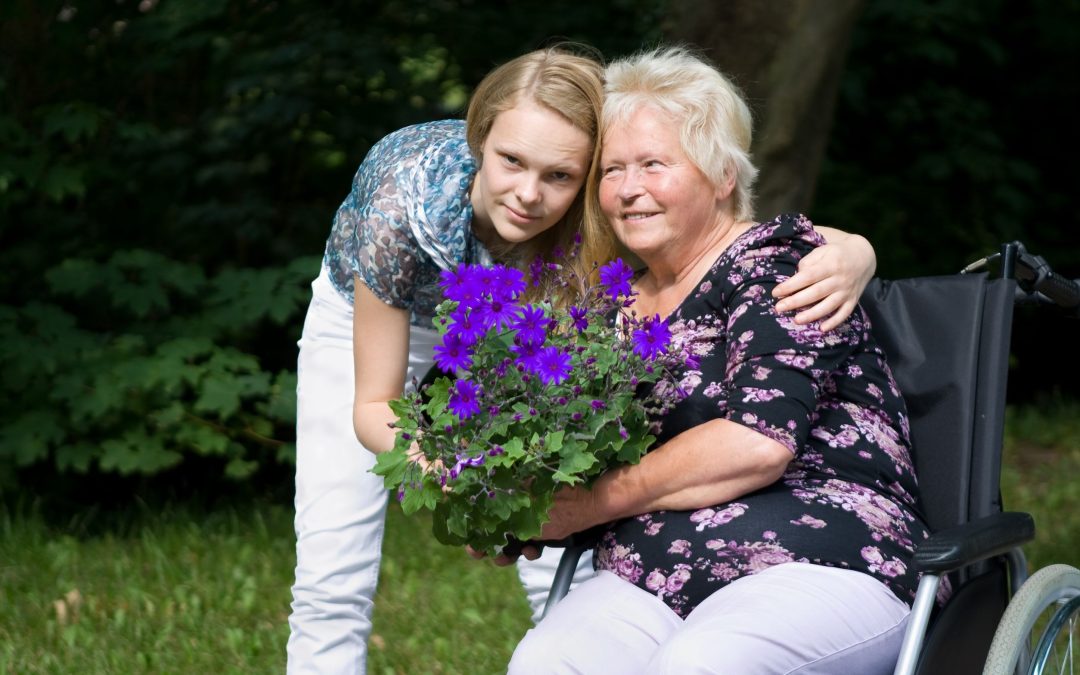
[1002, 400, 1080, 572]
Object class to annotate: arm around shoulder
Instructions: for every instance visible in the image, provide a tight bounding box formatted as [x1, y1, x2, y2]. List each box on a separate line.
[773, 225, 877, 330]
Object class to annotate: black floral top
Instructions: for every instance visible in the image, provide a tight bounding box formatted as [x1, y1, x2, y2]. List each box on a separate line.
[593, 214, 934, 617]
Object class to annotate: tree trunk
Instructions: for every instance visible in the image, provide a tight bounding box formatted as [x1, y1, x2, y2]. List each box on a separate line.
[664, 0, 865, 220]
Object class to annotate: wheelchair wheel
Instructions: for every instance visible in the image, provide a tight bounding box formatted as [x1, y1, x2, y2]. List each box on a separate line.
[983, 564, 1080, 675]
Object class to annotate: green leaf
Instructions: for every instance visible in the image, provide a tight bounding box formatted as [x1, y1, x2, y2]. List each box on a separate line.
[618, 433, 655, 464]
[0, 411, 66, 466]
[556, 443, 597, 479]
[39, 164, 86, 202]
[400, 480, 440, 515]
[175, 423, 231, 456]
[501, 437, 525, 460]
[41, 102, 107, 143]
[54, 442, 97, 472]
[194, 374, 244, 418]
[371, 448, 409, 487]
[433, 501, 469, 545]
[99, 430, 182, 475]
[545, 429, 565, 454]
[225, 456, 258, 479]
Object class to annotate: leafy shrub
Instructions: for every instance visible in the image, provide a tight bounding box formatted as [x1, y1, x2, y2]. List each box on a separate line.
[0, 251, 319, 481]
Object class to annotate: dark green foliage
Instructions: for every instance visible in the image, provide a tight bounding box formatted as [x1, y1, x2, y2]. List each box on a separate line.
[0, 251, 319, 480]
[814, 0, 1080, 400]
[0, 1, 662, 481]
[2, 0, 1076, 481]
[816, 0, 1080, 279]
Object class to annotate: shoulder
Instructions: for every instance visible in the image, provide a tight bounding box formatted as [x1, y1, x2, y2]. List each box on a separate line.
[696, 214, 823, 308]
[372, 121, 477, 269]
[714, 213, 824, 279]
[730, 213, 826, 261]
[363, 119, 473, 175]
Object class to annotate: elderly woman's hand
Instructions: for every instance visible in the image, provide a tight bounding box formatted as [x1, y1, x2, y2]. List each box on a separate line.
[539, 484, 603, 542]
[466, 543, 543, 566]
[772, 227, 876, 331]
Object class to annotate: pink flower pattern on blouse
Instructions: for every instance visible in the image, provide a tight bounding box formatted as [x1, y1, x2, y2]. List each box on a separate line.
[594, 214, 940, 617]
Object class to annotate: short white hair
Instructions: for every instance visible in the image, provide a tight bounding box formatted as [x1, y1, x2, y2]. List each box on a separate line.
[603, 46, 758, 221]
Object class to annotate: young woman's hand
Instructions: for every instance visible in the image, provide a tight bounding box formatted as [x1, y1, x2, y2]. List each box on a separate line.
[773, 228, 876, 331]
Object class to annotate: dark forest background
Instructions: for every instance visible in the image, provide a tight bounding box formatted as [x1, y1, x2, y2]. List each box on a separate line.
[1, 0, 1077, 495]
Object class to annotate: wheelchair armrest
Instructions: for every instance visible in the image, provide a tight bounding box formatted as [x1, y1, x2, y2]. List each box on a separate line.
[913, 511, 1035, 574]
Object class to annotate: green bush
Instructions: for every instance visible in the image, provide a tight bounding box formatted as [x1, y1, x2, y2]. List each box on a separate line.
[0, 252, 318, 481]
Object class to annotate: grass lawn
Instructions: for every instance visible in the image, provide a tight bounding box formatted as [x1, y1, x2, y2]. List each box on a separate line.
[0, 500, 530, 674]
[0, 402, 1076, 673]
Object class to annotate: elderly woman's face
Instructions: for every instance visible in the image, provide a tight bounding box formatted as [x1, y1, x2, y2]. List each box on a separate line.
[598, 106, 723, 261]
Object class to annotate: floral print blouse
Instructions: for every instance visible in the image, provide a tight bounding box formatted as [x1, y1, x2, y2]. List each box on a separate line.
[594, 214, 934, 617]
[322, 120, 492, 327]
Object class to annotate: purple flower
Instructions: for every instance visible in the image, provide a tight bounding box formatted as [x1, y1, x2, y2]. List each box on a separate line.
[472, 265, 498, 293]
[433, 333, 473, 374]
[512, 304, 548, 346]
[599, 259, 634, 300]
[528, 256, 546, 286]
[510, 341, 542, 372]
[491, 266, 526, 302]
[590, 399, 606, 411]
[438, 264, 481, 303]
[448, 379, 482, 419]
[477, 297, 520, 332]
[534, 346, 572, 386]
[569, 305, 589, 332]
[632, 315, 671, 360]
[447, 306, 485, 346]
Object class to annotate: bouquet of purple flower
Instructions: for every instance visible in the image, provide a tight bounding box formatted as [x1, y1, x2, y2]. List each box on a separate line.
[373, 248, 676, 556]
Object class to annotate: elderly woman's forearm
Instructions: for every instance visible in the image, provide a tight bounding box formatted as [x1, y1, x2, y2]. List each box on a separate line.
[592, 418, 792, 520]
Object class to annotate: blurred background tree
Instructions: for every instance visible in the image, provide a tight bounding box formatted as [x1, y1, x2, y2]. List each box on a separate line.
[1, 0, 1076, 491]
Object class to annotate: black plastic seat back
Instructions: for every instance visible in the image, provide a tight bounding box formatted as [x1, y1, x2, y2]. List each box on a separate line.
[860, 274, 1015, 533]
[859, 274, 1017, 674]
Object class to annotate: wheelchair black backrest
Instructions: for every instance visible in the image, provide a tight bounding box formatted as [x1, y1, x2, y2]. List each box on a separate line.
[859, 274, 1017, 534]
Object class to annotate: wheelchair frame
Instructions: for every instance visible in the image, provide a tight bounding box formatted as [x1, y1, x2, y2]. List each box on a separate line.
[542, 241, 1080, 675]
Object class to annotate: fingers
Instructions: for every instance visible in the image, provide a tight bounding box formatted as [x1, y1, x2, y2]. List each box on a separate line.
[465, 545, 486, 560]
[773, 243, 866, 328]
[466, 543, 542, 566]
[774, 280, 830, 315]
[816, 300, 856, 332]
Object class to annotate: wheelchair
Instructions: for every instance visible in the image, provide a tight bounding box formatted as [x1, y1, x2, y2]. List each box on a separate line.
[542, 241, 1080, 675]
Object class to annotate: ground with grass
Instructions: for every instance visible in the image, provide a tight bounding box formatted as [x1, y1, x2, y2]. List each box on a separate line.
[0, 404, 1076, 673]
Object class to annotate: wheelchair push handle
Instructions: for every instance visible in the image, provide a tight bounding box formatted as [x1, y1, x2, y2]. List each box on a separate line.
[1006, 241, 1080, 310]
[963, 241, 1080, 312]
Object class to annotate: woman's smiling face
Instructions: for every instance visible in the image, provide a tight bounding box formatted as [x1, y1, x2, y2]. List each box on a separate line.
[470, 100, 592, 247]
[598, 106, 725, 263]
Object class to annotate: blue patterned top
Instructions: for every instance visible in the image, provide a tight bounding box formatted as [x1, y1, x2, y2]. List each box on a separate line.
[322, 120, 493, 326]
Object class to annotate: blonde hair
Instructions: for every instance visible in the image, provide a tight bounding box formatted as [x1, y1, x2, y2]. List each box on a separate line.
[588, 46, 759, 224]
[466, 45, 617, 288]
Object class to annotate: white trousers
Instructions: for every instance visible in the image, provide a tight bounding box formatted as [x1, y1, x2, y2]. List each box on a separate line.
[286, 266, 594, 674]
[509, 563, 911, 675]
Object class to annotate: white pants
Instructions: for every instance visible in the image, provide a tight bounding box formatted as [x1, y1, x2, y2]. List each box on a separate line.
[287, 266, 594, 674]
[509, 563, 911, 675]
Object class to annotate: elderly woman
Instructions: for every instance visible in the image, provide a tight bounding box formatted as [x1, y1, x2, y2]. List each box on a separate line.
[507, 47, 929, 674]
